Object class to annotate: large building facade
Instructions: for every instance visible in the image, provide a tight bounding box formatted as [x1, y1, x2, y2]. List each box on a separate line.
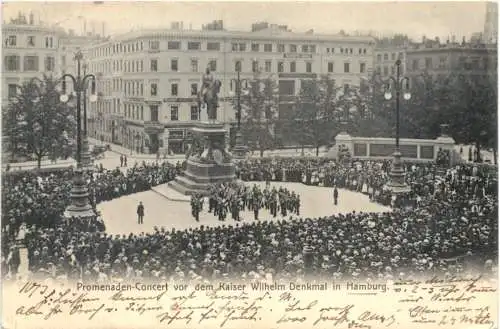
[85, 23, 376, 154]
[2, 13, 61, 102]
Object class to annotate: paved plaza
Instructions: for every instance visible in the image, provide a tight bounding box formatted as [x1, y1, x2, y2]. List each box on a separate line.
[98, 181, 390, 235]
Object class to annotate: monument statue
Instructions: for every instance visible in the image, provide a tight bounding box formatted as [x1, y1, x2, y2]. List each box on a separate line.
[200, 67, 221, 121]
[169, 67, 235, 196]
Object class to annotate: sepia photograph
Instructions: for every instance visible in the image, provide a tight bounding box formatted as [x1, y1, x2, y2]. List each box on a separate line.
[1, 1, 498, 328]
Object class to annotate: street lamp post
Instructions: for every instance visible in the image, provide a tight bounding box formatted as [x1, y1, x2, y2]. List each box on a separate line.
[230, 65, 249, 158]
[383, 59, 412, 195]
[80, 63, 93, 170]
[59, 50, 98, 222]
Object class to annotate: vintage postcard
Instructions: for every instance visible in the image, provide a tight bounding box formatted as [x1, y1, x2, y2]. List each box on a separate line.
[1, 1, 498, 328]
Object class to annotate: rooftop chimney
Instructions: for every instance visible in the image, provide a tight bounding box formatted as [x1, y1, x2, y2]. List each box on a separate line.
[29, 12, 34, 25]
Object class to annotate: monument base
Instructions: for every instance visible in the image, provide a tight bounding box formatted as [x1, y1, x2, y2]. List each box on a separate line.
[169, 121, 235, 196]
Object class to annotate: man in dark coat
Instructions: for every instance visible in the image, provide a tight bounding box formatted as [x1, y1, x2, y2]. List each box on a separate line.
[137, 201, 144, 224]
[333, 187, 339, 205]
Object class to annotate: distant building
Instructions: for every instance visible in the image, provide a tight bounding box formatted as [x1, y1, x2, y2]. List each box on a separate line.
[373, 35, 410, 77]
[1, 12, 60, 102]
[84, 22, 376, 154]
[484, 2, 498, 44]
[405, 38, 497, 83]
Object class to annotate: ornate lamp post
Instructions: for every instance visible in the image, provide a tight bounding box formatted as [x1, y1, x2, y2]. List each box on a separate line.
[229, 63, 249, 158]
[383, 59, 412, 195]
[59, 50, 98, 221]
[80, 62, 93, 170]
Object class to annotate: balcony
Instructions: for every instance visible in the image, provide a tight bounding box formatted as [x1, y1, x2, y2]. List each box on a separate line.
[144, 121, 164, 134]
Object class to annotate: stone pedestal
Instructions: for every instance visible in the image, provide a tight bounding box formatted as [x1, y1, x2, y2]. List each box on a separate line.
[64, 169, 97, 220]
[384, 150, 411, 195]
[169, 121, 235, 195]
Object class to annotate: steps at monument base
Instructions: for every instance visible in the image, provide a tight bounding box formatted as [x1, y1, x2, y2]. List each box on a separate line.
[151, 183, 191, 202]
[168, 176, 211, 196]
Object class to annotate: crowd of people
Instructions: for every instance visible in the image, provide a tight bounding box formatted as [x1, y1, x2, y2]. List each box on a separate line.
[191, 182, 301, 222]
[2, 161, 180, 237]
[1, 155, 498, 282]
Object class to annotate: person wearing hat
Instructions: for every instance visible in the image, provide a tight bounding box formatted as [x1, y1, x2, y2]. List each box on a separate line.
[137, 201, 145, 224]
[333, 186, 339, 206]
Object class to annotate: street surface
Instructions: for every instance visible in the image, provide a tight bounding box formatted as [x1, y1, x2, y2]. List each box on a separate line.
[98, 181, 390, 235]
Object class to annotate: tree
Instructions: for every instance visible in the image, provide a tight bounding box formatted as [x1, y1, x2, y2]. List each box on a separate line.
[445, 72, 497, 162]
[292, 76, 338, 155]
[3, 75, 76, 168]
[237, 73, 279, 157]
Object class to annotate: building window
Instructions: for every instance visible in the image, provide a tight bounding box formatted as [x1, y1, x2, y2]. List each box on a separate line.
[265, 61, 272, 72]
[191, 59, 198, 72]
[251, 43, 260, 52]
[24, 56, 39, 71]
[188, 42, 201, 50]
[310, 45, 316, 53]
[383, 53, 389, 60]
[44, 56, 55, 71]
[278, 44, 285, 52]
[289, 44, 297, 53]
[8, 84, 17, 98]
[391, 66, 395, 75]
[439, 56, 447, 68]
[412, 59, 419, 71]
[208, 59, 217, 71]
[170, 106, 179, 121]
[264, 44, 272, 52]
[232, 43, 246, 51]
[359, 62, 366, 73]
[150, 59, 158, 72]
[425, 57, 433, 69]
[171, 59, 178, 71]
[150, 40, 160, 50]
[140, 82, 144, 96]
[151, 83, 158, 96]
[168, 41, 181, 50]
[278, 62, 284, 73]
[140, 106, 144, 120]
[344, 62, 350, 73]
[4, 55, 20, 71]
[239, 43, 246, 51]
[27, 36, 35, 47]
[232, 43, 238, 51]
[6, 35, 16, 47]
[306, 62, 312, 73]
[207, 42, 220, 51]
[391, 53, 396, 60]
[171, 83, 178, 96]
[150, 105, 159, 122]
[44, 37, 53, 48]
[190, 105, 199, 120]
[235, 61, 242, 72]
[290, 62, 296, 72]
[301, 45, 308, 53]
[252, 60, 259, 73]
[328, 62, 334, 73]
[191, 83, 198, 96]
[383, 66, 389, 76]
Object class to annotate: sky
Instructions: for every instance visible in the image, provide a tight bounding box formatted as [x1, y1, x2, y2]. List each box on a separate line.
[1, 1, 492, 41]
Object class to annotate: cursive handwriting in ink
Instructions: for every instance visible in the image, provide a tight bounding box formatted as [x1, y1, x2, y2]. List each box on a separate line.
[156, 310, 194, 325]
[110, 290, 165, 302]
[69, 302, 105, 320]
[357, 310, 397, 327]
[313, 304, 354, 326]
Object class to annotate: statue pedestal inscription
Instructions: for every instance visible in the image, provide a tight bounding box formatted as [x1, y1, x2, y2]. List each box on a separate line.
[169, 121, 236, 195]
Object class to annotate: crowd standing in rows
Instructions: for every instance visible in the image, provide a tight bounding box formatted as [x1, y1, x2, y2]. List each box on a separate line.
[1, 156, 497, 282]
